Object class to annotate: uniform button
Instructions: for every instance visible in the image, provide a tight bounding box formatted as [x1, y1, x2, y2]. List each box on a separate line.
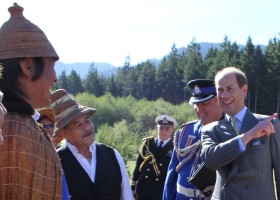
[149, 161, 152, 164]
[158, 171, 161, 174]
[155, 178, 159, 181]
[147, 168, 150, 171]
[145, 176, 148, 178]
[159, 163, 162, 166]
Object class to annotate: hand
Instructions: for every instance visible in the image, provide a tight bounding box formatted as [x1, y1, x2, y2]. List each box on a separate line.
[250, 113, 277, 138]
[241, 113, 278, 146]
[132, 189, 137, 199]
[203, 185, 214, 199]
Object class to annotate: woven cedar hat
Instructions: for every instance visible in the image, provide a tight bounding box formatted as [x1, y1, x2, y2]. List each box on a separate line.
[0, 3, 59, 60]
[50, 89, 96, 138]
[37, 107, 56, 123]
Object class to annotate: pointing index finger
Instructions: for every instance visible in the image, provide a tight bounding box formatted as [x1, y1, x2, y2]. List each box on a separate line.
[267, 113, 278, 121]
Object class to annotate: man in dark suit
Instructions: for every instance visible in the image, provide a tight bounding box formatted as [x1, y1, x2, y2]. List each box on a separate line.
[131, 115, 176, 200]
[201, 67, 280, 200]
[50, 89, 133, 200]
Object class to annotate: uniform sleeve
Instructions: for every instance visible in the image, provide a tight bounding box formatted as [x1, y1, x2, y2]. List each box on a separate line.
[162, 149, 178, 200]
[131, 153, 143, 190]
[200, 125, 243, 170]
[113, 149, 134, 200]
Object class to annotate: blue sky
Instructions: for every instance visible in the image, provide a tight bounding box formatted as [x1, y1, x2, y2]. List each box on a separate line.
[0, 0, 279, 66]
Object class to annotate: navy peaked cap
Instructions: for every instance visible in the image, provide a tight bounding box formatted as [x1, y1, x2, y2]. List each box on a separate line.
[187, 79, 216, 104]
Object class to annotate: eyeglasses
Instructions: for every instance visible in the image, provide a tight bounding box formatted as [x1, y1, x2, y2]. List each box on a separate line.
[42, 124, 54, 129]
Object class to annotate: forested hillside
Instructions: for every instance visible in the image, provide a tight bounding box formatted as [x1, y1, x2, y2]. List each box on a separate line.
[54, 36, 280, 115]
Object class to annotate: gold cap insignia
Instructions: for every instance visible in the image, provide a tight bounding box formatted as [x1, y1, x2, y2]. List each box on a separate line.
[162, 117, 168, 124]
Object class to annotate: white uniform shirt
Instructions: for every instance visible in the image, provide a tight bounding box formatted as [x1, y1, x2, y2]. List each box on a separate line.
[67, 141, 133, 200]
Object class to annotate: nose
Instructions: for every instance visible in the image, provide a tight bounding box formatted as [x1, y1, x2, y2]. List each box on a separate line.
[220, 91, 228, 99]
[53, 71, 57, 83]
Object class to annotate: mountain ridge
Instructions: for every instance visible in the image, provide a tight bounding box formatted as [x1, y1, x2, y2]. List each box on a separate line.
[55, 42, 265, 79]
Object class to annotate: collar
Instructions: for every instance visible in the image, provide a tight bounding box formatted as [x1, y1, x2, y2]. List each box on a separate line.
[226, 107, 247, 122]
[66, 140, 95, 153]
[2, 91, 34, 115]
[157, 136, 171, 146]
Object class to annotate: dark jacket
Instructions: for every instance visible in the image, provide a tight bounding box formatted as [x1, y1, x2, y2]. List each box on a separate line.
[132, 137, 173, 200]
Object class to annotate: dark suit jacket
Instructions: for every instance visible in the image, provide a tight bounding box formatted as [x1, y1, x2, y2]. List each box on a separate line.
[200, 109, 280, 200]
[132, 137, 173, 200]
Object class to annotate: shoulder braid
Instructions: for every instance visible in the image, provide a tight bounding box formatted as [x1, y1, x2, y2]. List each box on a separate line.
[139, 136, 160, 175]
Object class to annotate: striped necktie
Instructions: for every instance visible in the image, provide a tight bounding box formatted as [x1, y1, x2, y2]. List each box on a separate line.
[230, 116, 239, 135]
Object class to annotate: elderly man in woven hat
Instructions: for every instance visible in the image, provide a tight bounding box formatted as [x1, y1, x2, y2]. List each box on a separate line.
[131, 114, 176, 200]
[163, 79, 224, 200]
[0, 3, 64, 199]
[50, 89, 133, 200]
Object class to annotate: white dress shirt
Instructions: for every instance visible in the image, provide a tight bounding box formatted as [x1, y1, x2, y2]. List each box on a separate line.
[67, 141, 133, 200]
[156, 137, 171, 147]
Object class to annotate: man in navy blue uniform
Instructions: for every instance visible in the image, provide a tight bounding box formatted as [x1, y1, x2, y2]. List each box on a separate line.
[132, 115, 177, 200]
[163, 79, 223, 200]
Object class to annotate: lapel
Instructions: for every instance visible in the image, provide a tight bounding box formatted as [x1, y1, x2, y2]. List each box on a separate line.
[216, 119, 237, 140]
[224, 110, 259, 184]
[162, 139, 174, 155]
[240, 110, 259, 133]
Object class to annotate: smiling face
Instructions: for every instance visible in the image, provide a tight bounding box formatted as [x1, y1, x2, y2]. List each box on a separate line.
[62, 113, 95, 152]
[216, 73, 248, 116]
[194, 97, 223, 126]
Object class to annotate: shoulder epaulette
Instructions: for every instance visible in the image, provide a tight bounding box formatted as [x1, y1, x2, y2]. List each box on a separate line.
[179, 119, 198, 128]
[142, 136, 154, 141]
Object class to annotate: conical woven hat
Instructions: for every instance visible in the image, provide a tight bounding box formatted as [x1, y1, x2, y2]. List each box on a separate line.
[0, 3, 59, 60]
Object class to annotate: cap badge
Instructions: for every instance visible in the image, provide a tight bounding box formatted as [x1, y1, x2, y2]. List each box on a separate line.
[194, 85, 201, 95]
[163, 117, 168, 124]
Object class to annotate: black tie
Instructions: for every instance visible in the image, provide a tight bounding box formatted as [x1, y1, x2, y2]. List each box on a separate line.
[158, 141, 164, 148]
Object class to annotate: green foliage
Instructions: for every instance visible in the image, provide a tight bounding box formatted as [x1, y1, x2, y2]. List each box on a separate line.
[84, 63, 105, 97]
[95, 121, 139, 161]
[67, 70, 84, 95]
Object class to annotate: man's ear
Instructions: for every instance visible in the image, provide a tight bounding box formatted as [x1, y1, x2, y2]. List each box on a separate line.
[19, 58, 34, 79]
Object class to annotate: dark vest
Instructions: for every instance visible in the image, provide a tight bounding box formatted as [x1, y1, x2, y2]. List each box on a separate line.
[57, 142, 122, 200]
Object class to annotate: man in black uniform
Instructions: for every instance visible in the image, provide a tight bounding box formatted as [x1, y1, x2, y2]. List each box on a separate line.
[131, 115, 177, 200]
